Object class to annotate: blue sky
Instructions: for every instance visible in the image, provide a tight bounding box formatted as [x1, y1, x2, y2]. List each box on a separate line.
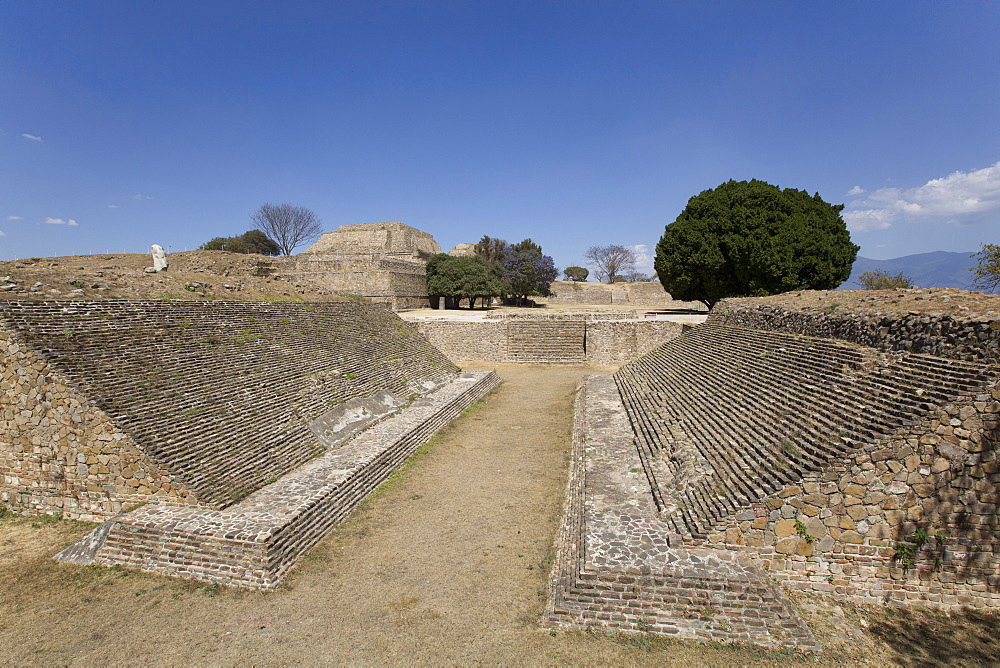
[2, 2, 998, 275]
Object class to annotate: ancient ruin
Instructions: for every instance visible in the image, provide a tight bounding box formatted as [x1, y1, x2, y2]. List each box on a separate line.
[412, 311, 689, 366]
[0, 300, 498, 587]
[3, 273, 1000, 648]
[287, 222, 441, 309]
[547, 297, 1000, 647]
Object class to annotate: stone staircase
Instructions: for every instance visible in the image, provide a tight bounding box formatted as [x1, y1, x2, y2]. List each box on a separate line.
[614, 320, 993, 539]
[505, 321, 586, 363]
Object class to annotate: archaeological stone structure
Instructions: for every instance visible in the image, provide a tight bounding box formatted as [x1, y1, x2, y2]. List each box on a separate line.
[287, 222, 441, 309]
[544, 280, 702, 308]
[5, 278, 1000, 648]
[414, 311, 688, 366]
[547, 298, 1000, 647]
[0, 299, 498, 587]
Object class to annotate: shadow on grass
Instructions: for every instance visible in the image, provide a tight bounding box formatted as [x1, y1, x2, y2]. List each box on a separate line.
[867, 605, 1000, 667]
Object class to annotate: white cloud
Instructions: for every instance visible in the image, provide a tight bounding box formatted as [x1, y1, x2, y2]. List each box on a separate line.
[108, 204, 120, 209]
[21, 133, 42, 141]
[842, 208, 895, 232]
[847, 185, 866, 196]
[43, 217, 79, 226]
[0, 230, 6, 237]
[133, 193, 154, 201]
[630, 244, 655, 274]
[844, 161, 1000, 232]
[7, 215, 22, 221]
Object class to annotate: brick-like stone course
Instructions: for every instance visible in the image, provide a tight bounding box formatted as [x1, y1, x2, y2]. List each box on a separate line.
[1, 300, 459, 517]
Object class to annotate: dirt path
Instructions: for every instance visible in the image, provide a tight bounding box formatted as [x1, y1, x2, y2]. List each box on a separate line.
[3, 364, 991, 665]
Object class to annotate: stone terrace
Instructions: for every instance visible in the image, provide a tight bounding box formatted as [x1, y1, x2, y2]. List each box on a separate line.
[1, 300, 459, 516]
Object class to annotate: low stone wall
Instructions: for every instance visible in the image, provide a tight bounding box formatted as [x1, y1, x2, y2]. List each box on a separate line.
[415, 322, 508, 362]
[588, 321, 686, 367]
[59, 371, 501, 588]
[711, 299, 1000, 363]
[413, 319, 685, 365]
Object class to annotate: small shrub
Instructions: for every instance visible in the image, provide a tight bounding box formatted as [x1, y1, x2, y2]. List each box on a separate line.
[859, 269, 914, 290]
[794, 518, 815, 543]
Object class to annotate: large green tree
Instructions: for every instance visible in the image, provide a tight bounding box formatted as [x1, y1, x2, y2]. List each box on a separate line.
[654, 179, 858, 308]
[425, 254, 503, 308]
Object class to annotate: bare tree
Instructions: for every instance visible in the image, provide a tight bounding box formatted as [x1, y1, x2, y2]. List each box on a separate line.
[250, 203, 323, 256]
[584, 244, 637, 283]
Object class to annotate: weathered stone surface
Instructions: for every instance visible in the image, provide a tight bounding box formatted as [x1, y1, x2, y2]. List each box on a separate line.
[150, 244, 168, 272]
[1, 300, 459, 518]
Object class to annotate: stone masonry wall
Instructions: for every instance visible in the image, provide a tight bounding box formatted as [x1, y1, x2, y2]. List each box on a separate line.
[706, 376, 1000, 608]
[694, 300, 1000, 608]
[711, 299, 1000, 363]
[413, 319, 685, 365]
[587, 321, 686, 366]
[1, 300, 459, 517]
[0, 326, 197, 520]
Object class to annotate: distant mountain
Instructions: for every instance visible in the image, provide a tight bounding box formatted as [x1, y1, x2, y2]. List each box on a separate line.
[839, 251, 977, 290]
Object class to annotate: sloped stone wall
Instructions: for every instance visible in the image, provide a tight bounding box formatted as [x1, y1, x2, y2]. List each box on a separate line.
[1, 300, 459, 517]
[546, 375, 817, 648]
[0, 327, 197, 521]
[706, 376, 1000, 607]
[66, 371, 500, 589]
[611, 306, 1000, 613]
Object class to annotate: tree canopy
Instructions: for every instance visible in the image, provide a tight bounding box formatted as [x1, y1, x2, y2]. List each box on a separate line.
[250, 203, 322, 255]
[654, 179, 858, 308]
[428, 235, 558, 308]
[563, 266, 589, 281]
[584, 245, 636, 282]
[971, 243, 1000, 293]
[425, 254, 503, 308]
[200, 229, 281, 255]
[503, 239, 558, 305]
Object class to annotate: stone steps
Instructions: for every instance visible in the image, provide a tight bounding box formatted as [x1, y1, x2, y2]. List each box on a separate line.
[506, 321, 586, 363]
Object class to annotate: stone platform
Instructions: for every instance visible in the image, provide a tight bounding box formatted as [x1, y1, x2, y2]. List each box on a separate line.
[58, 370, 500, 589]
